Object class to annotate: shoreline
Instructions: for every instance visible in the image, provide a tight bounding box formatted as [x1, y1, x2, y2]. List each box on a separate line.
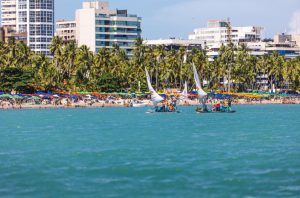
[1, 100, 299, 110]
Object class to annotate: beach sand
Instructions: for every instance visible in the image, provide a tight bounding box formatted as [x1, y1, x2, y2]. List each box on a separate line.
[1, 98, 299, 110]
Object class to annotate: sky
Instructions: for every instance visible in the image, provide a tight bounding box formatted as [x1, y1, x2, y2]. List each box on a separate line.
[2, 0, 300, 39]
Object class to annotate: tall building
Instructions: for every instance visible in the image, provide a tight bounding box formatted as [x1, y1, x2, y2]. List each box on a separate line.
[1, 0, 17, 29]
[14, 0, 55, 55]
[189, 20, 263, 48]
[75, 1, 142, 55]
[55, 20, 76, 43]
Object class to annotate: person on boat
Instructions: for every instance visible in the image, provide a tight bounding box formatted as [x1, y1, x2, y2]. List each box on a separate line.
[227, 99, 233, 112]
[162, 101, 166, 112]
[215, 101, 221, 112]
[223, 100, 228, 112]
[169, 103, 173, 112]
[212, 100, 216, 112]
[204, 103, 210, 112]
[220, 100, 225, 112]
[171, 97, 177, 112]
[159, 99, 167, 112]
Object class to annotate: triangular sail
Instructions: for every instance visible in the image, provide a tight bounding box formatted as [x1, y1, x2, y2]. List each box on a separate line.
[180, 81, 188, 99]
[145, 68, 164, 106]
[193, 63, 207, 100]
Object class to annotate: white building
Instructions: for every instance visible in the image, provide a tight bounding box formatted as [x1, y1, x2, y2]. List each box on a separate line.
[1, 0, 54, 55]
[75, 1, 141, 55]
[14, 0, 54, 55]
[56, 20, 76, 42]
[1, 0, 17, 29]
[189, 20, 263, 48]
[0, 0, 55, 55]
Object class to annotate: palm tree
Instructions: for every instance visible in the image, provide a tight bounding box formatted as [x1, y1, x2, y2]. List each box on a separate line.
[178, 47, 187, 89]
[153, 45, 165, 90]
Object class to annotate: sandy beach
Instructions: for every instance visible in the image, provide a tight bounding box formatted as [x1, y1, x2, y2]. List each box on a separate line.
[1, 97, 299, 110]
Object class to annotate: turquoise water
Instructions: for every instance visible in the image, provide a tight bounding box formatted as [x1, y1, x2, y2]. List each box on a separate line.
[0, 105, 300, 197]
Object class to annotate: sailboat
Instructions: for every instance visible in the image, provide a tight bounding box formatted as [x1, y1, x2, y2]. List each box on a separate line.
[193, 64, 236, 113]
[193, 64, 209, 113]
[179, 81, 190, 106]
[181, 81, 188, 100]
[145, 68, 179, 113]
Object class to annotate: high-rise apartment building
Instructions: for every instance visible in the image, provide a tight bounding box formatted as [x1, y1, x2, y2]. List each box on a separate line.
[75, 1, 141, 55]
[15, 0, 55, 55]
[189, 20, 263, 48]
[55, 20, 76, 43]
[0, 0, 55, 55]
[1, 0, 17, 29]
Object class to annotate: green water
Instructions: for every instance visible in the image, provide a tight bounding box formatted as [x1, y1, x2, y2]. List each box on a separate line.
[0, 105, 300, 197]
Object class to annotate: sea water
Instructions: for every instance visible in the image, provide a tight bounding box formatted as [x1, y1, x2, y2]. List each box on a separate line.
[0, 105, 299, 197]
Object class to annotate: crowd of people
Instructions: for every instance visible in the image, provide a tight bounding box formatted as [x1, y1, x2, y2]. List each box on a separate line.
[155, 97, 178, 112]
[211, 99, 233, 112]
[0, 92, 300, 110]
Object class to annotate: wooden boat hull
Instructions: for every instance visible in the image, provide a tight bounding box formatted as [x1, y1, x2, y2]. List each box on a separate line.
[146, 110, 181, 114]
[196, 109, 236, 113]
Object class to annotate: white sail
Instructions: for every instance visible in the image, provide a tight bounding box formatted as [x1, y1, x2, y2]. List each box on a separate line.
[180, 81, 188, 99]
[193, 63, 207, 100]
[145, 68, 164, 106]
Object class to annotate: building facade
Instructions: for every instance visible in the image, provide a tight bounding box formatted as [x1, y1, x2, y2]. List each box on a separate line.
[15, 0, 54, 55]
[274, 33, 300, 48]
[0, 26, 27, 43]
[75, 1, 141, 55]
[189, 20, 263, 48]
[1, 0, 17, 29]
[55, 20, 76, 43]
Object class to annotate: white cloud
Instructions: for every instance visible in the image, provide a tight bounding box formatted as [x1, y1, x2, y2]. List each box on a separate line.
[289, 10, 300, 34]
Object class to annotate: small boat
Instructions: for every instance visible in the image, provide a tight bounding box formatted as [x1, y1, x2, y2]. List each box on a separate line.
[193, 63, 208, 112]
[192, 63, 236, 114]
[146, 107, 181, 114]
[132, 101, 147, 107]
[196, 107, 236, 113]
[145, 68, 179, 113]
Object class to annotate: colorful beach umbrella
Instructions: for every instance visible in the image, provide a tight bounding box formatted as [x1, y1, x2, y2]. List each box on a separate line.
[12, 95, 24, 100]
[30, 96, 41, 101]
[0, 94, 13, 99]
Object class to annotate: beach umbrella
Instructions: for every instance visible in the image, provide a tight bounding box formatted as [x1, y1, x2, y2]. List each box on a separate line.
[0, 94, 13, 99]
[12, 95, 24, 100]
[30, 96, 41, 101]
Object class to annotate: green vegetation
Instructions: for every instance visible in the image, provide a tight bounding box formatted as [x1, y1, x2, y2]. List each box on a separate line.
[0, 37, 299, 93]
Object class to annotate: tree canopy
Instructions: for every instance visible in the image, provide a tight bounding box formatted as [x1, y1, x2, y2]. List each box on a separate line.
[0, 36, 299, 93]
